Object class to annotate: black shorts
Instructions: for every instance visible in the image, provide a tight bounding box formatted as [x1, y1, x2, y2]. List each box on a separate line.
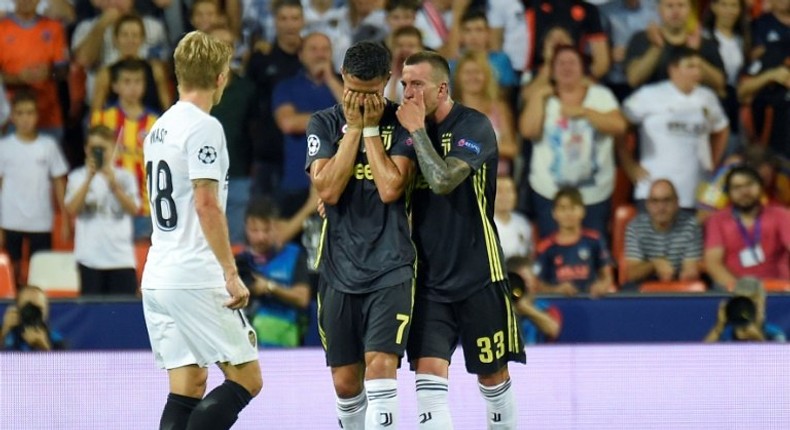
[3, 230, 51, 262]
[317, 279, 414, 367]
[407, 281, 526, 375]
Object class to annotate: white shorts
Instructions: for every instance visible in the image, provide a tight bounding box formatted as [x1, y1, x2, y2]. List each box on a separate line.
[142, 287, 259, 369]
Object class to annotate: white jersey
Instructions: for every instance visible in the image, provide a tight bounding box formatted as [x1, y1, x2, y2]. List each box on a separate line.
[0, 134, 68, 232]
[623, 81, 728, 208]
[141, 101, 229, 290]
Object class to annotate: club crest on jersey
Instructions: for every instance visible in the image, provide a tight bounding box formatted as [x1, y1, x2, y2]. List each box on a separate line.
[456, 138, 481, 155]
[247, 329, 257, 347]
[578, 247, 590, 261]
[197, 146, 217, 164]
[308, 134, 321, 156]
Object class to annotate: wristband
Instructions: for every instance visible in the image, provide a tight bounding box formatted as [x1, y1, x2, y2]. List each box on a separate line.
[362, 126, 380, 137]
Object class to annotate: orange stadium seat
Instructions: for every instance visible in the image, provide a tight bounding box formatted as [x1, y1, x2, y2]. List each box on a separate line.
[612, 204, 637, 285]
[135, 241, 150, 286]
[51, 210, 75, 251]
[762, 279, 790, 293]
[0, 253, 16, 299]
[639, 281, 706, 293]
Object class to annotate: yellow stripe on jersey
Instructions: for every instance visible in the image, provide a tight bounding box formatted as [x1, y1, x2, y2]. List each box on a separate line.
[472, 164, 505, 282]
[503, 289, 517, 353]
[314, 217, 328, 270]
[316, 292, 327, 350]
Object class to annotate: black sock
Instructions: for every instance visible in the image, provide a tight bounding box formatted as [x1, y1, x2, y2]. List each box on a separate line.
[160, 393, 201, 430]
[185, 380, 253, 430]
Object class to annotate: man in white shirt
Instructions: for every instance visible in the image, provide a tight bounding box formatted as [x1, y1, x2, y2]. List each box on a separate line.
[622, 46, 729, 210]
[141, 31, 261, 430]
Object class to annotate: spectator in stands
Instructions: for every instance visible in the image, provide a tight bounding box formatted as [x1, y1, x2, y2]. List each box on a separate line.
[450, 10, 519, 93]
[303, 0, 342, 39]
[704, 277, 786, 342]
[386, 25, 424, 102]
[599, 0, 660, 101]
[749, 0, 789, 59]
[0, 0, 73, 24]
[272, 32, 341, 217]
[327, 0, 389, 72]
[507, 256, 562, 344]
[0, 0, 69, 140]
[520, 45, 626, 238]
[494, 175, 534, 260]
[190, 0, 221, 33]
[71, 0, 169, 70]
[1, 285, 65, 350]
[246, 0, 304, 197]
[90, 14, 171, 113]
[624, 179, 703, 287]
[0, 91, 68, 286]
[236, 197, 311, 347]
[625, 0, 726, 94]
[534, 187, 614, 297]
[622, 47, 729, 211]
[90, 59, 158, 241]
[0, 80, 8, 129]
[65, 125, 139, 295]
[414, 0, 468, 58]
[486, 0, 529, 74]
[206, 25, 259, 245]
[242, 0, 276, 50]
[453, 51, 519, 177]
[383, 0, 420, 50]
[525, 0, 611, 80]
[704, 165, 790, 290]
[520, 25, 575, 101]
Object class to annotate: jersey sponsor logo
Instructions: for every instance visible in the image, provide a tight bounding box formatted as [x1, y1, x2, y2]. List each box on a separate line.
[556, 264, 591, 282]
[307, 134, 321, 156]
[578, 247, 590, 260]
[456, 138, 481, 155]
[149, 128, 167, 144]
[666, 121, 706, 136]
[353, 162, 374, 180]
[197, 146, 218, 164]
[767, 31, 780, 42]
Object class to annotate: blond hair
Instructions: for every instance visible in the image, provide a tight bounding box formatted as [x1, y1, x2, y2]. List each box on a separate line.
[173, 31, 232, 91]
[452, 51, 500, 104]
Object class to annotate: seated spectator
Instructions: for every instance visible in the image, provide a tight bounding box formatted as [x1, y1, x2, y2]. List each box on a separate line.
[622, 47, 729, 211]
[704, 165, 790, 290]
[0, 0, 69, 139]
[91, 14, 171, 113]
[65, 125, 139, 295]
[0, 91, 69, 286]
[236, 198, 311, 347]
[383, 0, 420, 50]
[624, 0, 726, 94]
[386, 25, 424, 102]
[624, 179, 703, 287]
[704, 277, 786, 342]
[1, 285, 65, 351]
[520, 45, 627, 238]
[749, 0, 789, 60]
[453, 51, 519, 177]
[90, 59, 159, 241]
[534, 187, 614, 297]
[494, 175, 534, 260]
[507, 256, 562, 344]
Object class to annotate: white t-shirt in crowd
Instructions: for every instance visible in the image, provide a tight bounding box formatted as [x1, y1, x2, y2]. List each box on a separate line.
[529, 84, 619, 205]
[486, 0, 529, 72]
[495, 211, 534, 260]
[414, 6, 453, 51]
[141, 101, 229, 290]
[67, 166, 138, 269]
[624, 81, 729, 208]
[0, 134, 68, 232]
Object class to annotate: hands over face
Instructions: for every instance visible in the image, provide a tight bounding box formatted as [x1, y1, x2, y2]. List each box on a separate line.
[396, 88, 426, 133]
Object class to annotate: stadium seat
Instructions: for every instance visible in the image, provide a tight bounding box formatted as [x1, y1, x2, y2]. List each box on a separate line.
[27, 251, 80, 298]
[135, 242, 150, 286]
[0, 253, 16, 299]
[639, 281, 706, 293]
[612, 132, 637, 211]
[232, 243, 245, 256]
[762, 279, 790, 293]
[51, 210, 75, 251]
[612, 204, 638, 285]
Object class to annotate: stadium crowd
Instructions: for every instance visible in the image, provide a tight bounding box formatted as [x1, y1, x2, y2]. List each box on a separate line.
[0, 0, 788, 347]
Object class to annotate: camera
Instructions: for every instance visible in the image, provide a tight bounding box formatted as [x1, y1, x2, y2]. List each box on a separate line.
[91, 146, 104, 169]
[725, 296, 756, 327]
[507, 271, 525, 300]
[18, 303, 45, 329]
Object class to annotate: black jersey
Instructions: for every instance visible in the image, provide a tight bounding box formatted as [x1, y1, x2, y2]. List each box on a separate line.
[305, 102, 416, 294]
[410, 103, 506, 302]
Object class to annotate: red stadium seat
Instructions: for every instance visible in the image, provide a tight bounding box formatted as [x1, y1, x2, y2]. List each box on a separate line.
[612, 204, 637, 285]
[0, 253, 16, 299]
[639, 281, 706, 293]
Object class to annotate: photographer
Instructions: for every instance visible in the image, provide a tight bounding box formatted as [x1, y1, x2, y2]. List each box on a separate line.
[507, 256, 562, 344]
[704, 277, 786, 343]
[2, 286, 65, 351]
[65, 125, 140, 296]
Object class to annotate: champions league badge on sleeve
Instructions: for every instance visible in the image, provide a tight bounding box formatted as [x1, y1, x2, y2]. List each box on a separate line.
[198, 146, 218, 164]
[308, 134, 321, 156]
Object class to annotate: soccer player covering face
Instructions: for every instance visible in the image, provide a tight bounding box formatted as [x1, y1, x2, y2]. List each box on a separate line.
[306, 41, 417, 430]
[141, 31, 262, 430]
[396, 50, 526, 429]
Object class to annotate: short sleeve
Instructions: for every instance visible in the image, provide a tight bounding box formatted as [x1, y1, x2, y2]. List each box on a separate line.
[120, 169, 141, 208]
[581, 3, 605, 39]
[683, 218, 703, 260]
[50, 21, 69, 64]
[292, 249, 310, 287]
[186, 118, 226, 181]
[595, 235, 613, 269]
[271, 80, 291, 112]
[305, 111, 338, 172]
[47, 139, 69, 177]
[624, 31, 649, 73]
[777, 208, 790, 250]
[703, 89, 729, 132]
[591, 85, 619, 112]
[65, 169, 83, 202]
[704, 213, 726, 250]
[622, 87, 648, 124]
[535, 247, 552, 283]
[446, 111, 497, 171]
[387, 125, 416, 160]
[624, 220, 644, 261]
[70, 19, 94, 52]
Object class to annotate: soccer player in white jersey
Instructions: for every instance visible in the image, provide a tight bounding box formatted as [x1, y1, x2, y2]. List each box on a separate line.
[141, 31, 262, 430]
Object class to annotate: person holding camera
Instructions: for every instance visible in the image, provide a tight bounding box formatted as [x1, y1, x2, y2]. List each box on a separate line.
[65, 125, 140, 295]
[1, 285, 65, 351]
[704, 277, 786, 342]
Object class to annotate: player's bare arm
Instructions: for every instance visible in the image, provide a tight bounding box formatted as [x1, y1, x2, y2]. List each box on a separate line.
[310, 90, 364, 205]
[362, 93, 414, 203]
[193, 178, 249, 309]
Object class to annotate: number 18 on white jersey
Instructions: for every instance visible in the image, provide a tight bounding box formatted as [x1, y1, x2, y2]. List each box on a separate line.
[142, 101, 230, 290]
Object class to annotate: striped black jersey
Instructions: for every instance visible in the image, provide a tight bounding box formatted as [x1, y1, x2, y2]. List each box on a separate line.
[410, 102, 507, 302]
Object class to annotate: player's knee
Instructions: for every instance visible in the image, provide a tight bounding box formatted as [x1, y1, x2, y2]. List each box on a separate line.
[365, 352, 398, 379]
[478, 366, 510, 387]
[332, 371, 364, 398]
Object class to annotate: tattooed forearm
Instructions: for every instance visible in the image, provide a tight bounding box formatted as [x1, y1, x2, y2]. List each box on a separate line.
[411, 128, 471, 195]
